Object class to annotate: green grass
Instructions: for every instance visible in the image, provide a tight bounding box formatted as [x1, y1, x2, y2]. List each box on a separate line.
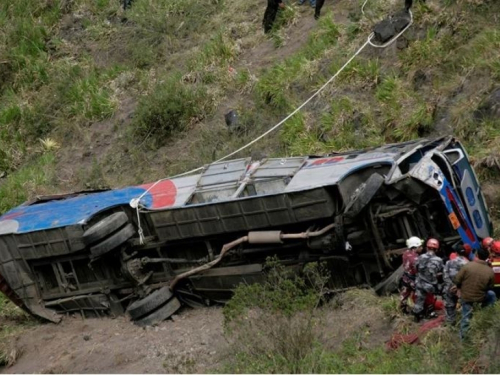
[0, 0, 496, 187]
[255, 14, 340, 113]
[319, 97, 383, 152]
[0, 152, 56, 213]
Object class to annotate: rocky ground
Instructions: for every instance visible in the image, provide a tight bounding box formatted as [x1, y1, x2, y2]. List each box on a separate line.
[1, 306, 227, 374]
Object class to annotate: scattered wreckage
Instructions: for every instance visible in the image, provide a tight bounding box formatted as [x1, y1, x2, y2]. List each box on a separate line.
[0, 136, 491, 325]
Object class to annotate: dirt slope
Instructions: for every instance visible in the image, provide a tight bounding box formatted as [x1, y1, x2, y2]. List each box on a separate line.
[2, 290, 397, 374]
[2, 306, 226, 374]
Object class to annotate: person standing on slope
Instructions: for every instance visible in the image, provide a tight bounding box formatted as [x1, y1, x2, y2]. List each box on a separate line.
[412, 238, 444, 322]
[481, 236, 494, 257]
[314, 0, 325, 19]
[455, 248, 496, 339]
[399, 236, 423, 314]
[263, 0, 285, 33]
[443, 244, 469, 325]
[489, 241, 500, 297]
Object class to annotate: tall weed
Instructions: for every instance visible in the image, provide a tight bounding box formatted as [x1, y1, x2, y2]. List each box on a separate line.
[222, 260, 331, 373]
[132, 74, 215, 147]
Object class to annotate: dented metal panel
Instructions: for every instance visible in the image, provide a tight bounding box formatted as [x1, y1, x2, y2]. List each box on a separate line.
[197, 158, 249, 187]
[408, 155, 445, 190]
[409, 154, 481, 249]
[285, 154, 395, 192]
[252, 157, 306, 178]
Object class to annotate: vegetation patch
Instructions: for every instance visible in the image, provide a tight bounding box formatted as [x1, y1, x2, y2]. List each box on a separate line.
[131, 74, 216, 147]
[0, 153, 56, 213]
[221, 260, 500, 373]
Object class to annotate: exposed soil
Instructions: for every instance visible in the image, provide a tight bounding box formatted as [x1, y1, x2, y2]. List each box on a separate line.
[1, 290, 400, 374]
[1, 306, 227, 374]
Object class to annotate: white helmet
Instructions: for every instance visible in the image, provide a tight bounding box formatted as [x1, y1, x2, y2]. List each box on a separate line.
[406, 236, 423, 249]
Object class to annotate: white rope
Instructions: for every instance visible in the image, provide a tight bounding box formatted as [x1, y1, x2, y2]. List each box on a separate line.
[213, 43, 371, 163]
[131, 39, 369, 203]
[361, 0, 369, 15]
[135, 203, 145, 245]
[131, 8, 414, 244]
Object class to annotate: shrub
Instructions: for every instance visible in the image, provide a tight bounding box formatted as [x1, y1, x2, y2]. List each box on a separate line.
[221, 259, 331, 373]
[132, 74, 215, 147]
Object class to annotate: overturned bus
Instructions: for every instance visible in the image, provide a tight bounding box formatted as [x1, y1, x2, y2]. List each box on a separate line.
[0, 136, 492, 325]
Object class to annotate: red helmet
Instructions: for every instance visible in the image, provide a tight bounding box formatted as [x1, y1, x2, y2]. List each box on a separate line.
[491, 241, 500, 255]
[482, 237, 494, 249]
[426, 238, 439, 250]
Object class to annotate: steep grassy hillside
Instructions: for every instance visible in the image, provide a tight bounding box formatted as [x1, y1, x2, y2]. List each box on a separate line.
[1, 0, 499, 216]
[1, 0, 500, 371]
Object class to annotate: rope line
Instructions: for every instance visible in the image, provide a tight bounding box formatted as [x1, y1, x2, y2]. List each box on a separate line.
[361, 0, 369, 15]
[131, 5, 414, 244]
[131, 39, 369, 208]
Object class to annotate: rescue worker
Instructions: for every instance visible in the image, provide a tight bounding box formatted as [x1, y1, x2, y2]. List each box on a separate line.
[455, 248, 496, 339]
[412, 238, 444, 322]
[443, 244, 469, 325]
[481, 237, 494, 252]
[476, 236, 494, 262]
[122, 0, 134, 10]
[489, 241, 500, 297]
[314, 0, 325, 20]
[399, 236, 423, 314]
[263, 0, 285, 34]
[405, 0, 425, 12]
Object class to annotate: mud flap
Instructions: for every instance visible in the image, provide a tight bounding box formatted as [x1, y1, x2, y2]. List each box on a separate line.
[29, 304, 62, 323]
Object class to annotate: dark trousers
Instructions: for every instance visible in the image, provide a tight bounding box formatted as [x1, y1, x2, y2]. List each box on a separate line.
[315, 0, 326, 19]
[263, 1, 280, 33]
[460, 291, 496, 340]
[405, 0, 426, 10]
[122, 0, 134, 10]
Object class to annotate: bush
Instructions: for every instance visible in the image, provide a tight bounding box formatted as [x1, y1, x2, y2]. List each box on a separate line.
[132, 75, 215, 147]
[220, 257, 500, 374]
[221, 259, 331, 373]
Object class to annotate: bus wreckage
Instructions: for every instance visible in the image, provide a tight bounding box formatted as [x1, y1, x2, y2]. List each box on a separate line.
[0, 136, 492, 326]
